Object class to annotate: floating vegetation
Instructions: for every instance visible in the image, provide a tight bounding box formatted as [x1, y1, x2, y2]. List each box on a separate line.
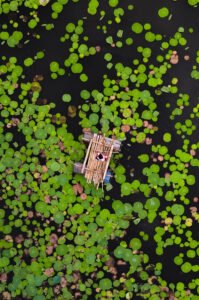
[0, 0, 198, 299]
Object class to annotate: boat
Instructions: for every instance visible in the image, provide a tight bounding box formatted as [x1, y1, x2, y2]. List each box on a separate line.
[73, 132, 121, 189]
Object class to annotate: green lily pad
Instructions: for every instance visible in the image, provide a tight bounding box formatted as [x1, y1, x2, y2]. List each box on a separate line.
[62, 93, 72, 102]
[131, 22, 143, 34]
[53, 211, 64, 224]
[158, 7, 169, 18]
[130, 238, 142, 250]
[181, 262, 192, 273]
[163, 133, 171, 142]
[35, 201, 48, 214]
[56, 244, 68, 256]
[0, 257, 10, 268]
[171, 204, 185, 216]
[0, 95, 11, 106]
[109, 0, 119, 7]
[29, 246, 39, 258]
[99, 278, 112, 290]
[71, 63, 83, 74]
[145, 197, 160, 211]
[121, 182, 132, 196]
[47, 160, 60, 172]
[72, 204, 83, 214]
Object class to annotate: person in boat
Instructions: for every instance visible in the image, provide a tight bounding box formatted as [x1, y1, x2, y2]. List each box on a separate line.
[96, 152, 107, 162]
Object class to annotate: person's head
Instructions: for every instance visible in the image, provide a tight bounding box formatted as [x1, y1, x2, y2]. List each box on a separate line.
[98, 153, 103, 159]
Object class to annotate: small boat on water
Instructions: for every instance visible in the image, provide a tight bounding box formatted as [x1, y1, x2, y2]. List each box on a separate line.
[73, 131, 121, 189]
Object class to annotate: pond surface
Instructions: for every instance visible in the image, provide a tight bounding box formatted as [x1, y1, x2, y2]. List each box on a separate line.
[0, 0, 199, 299]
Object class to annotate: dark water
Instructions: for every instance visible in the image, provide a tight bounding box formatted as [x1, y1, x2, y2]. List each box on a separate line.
[1, 0, 199, 296]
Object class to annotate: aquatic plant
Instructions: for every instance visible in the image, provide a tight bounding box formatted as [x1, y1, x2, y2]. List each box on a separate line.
[0, 0, 199, 299]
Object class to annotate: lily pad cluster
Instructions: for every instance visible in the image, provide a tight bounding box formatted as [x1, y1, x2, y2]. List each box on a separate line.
[54, 19, 97, 82]
[79, 80, 159, 142]
[0, 68, 143, 299]
[0, 0, 199, 299]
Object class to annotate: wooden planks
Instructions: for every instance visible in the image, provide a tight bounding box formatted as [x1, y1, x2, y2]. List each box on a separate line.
[83, 132, 121, 152]
[81, 137, 93, 174]
[84, 134, 114, 188]
[85, 134, 103, 185]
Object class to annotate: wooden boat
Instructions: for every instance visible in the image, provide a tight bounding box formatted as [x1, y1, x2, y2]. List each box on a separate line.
[73, 132, 121, 189]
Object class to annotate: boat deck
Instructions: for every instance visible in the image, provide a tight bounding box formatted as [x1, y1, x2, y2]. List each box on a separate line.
[82, 134, 114, 188]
